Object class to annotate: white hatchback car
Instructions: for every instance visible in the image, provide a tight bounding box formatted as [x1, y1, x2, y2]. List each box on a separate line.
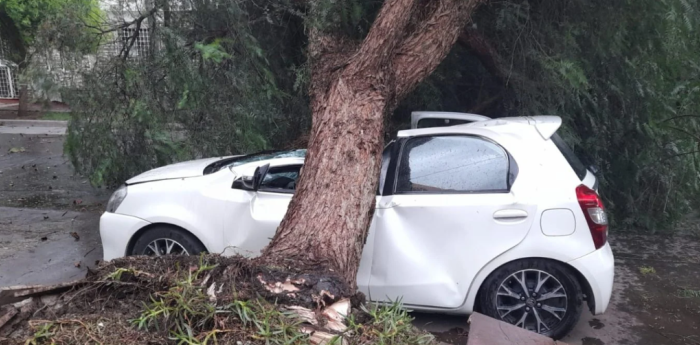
[100, 112, 614, 339]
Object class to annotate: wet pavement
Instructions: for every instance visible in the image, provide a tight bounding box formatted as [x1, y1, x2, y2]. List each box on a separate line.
[1, 125, 699, 344]
[0, 129, 108, 286]
[0, 207, 101, 286]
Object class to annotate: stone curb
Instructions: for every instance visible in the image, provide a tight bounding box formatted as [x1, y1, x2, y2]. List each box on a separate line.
[0, 119, 68, 128]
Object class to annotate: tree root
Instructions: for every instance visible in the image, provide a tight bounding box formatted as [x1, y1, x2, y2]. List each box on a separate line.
[0, 255, 431, 345]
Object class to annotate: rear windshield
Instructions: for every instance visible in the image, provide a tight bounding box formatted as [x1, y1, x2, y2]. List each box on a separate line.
[417, 118, 473, 128]
[551, 133, 588, 180]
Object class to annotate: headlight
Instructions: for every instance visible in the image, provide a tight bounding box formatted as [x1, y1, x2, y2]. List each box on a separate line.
[106, 185, 128, 213]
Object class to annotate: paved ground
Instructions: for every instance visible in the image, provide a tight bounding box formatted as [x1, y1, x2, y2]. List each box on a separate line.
[0, 119, 67, 135]
[413, 230, 700, 345]
[1, 124, 699, 345]
[0, 126, 108, 286]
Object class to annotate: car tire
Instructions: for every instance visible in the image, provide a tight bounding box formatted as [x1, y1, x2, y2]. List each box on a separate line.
[131, 226, 206, 256]
[478, 259, 583, 340]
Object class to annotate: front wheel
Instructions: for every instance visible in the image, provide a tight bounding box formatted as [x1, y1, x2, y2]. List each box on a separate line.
[478, 259, 583, 340]
[131, 226, 206, 256]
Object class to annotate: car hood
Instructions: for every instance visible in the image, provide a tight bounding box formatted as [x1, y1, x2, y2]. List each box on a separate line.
[126, 157, 232, 185]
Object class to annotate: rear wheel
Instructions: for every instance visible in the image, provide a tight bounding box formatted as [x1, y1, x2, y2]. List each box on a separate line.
[131, 226, 206, 256]
[478, 259, 583, 339]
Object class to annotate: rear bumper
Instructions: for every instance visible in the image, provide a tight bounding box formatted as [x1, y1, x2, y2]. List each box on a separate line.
[567, 242, 614, 314]
[100, 212, 150, 261]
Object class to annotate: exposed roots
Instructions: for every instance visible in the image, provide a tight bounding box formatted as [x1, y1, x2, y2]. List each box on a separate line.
[0, 255, 434, 345]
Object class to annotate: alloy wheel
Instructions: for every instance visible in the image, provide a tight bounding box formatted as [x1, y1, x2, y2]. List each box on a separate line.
[142, 238, 190, 256]
[496, 269, 568, 334]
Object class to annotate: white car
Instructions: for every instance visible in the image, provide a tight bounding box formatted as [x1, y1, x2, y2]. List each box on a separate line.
[100, 112, 614, 339]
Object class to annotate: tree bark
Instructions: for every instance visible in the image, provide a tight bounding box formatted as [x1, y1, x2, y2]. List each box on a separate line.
[17, 84, 28, 117]
[262, 0, 485, 289]
[458, 27, 507, 84]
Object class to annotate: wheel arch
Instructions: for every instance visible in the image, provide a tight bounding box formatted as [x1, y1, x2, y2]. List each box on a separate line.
[126, 223, 208, 256]
[472, 257, 595, 314]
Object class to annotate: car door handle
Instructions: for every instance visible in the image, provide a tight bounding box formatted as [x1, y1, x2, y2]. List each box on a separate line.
[493, 209, 528, 220]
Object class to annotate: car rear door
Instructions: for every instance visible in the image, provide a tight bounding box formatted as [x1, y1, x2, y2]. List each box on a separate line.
[367, 134, 536, 309]
[411, 111, 491, 129]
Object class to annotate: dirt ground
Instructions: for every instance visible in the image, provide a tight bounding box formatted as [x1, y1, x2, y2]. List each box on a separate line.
[1, 129, 699, 344]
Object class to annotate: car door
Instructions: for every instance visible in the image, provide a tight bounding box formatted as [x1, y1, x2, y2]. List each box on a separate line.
[368, 134, 536, 309]
[222, 164, 301, 257]
[411, 111, 491, 129]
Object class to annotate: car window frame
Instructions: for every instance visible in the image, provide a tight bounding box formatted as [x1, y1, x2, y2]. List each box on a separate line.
[390, 134, 516, 195]
[256, 164, 303, 195]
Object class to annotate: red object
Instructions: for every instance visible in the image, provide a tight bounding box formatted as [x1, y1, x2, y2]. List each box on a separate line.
[576, 185, 608, 249]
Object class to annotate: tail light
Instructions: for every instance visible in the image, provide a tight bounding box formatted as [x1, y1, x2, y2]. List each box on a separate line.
[576, 185, 608, 249]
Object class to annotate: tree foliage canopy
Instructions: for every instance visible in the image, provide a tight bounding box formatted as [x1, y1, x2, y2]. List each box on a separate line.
[28, 0, 700, 230]
[0, 0, 101, 63]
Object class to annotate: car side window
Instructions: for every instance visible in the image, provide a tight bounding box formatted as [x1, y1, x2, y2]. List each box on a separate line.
[259, 165, 302, 193]
[378, 141, 395, 195]
[395, 136, 510, 193]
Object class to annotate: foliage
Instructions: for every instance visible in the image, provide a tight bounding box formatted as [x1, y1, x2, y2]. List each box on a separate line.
[399, 0, 700, 230]
[489, 0, 700, 229]
[45, 0, 310, 187]
[31, 0, 700, 229]
[678, 288, 700, 298]
[639, 266, 656, 275]
[350, 302, 435, 345]
[0, 0, 102, 62]
[41, 112, 72, 120]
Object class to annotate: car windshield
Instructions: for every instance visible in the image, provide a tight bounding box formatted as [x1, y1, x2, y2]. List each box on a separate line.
[226, 149, 307, 168]
[203, 149, 307, 174]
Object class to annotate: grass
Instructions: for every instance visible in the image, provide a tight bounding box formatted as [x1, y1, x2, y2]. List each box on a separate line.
[128, 256, 434, 345]
[131, 259, 308, 345]
[639, 266, 656, 275]
[26, 323, 55, 345]
[678, 289, 700, 298]
[41, 112, 71, 121]
[25, 255, 437, 345]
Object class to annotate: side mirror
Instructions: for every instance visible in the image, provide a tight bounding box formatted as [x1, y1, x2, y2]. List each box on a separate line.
[232, 176, 255, 190]
[252, 163, 270, 191]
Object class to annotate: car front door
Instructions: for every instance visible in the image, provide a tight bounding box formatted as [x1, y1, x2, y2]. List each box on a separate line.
[222, 164, 301, 257]
[368, 134, 536, 309]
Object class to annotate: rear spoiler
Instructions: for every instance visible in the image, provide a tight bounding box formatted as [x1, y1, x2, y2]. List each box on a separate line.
[526, 116, 562, 140]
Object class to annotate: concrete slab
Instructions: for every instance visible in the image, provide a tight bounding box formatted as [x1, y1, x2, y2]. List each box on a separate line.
[0, 120, 68, 127]
[0, 120, 67, 135]
[467, 312, 570, 345]
[0, 126, 66, 135]
[0, 207, 102, 286]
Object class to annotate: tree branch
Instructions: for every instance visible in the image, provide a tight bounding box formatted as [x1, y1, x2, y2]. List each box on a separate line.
[0, 10, 28, 67]
[84, 5, 160, 36]
[119, 17, 145, 60]
[392, 0, 485, 104]
[458, 26, 507, 84]
[656, 114, 700, 125]
[344, 0, 418, 76]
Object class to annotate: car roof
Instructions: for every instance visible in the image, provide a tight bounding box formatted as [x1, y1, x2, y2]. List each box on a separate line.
[398, 115, 562, 140]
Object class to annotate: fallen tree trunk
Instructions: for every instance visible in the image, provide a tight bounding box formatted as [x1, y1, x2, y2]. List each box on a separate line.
[263, 0, 485, 291]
